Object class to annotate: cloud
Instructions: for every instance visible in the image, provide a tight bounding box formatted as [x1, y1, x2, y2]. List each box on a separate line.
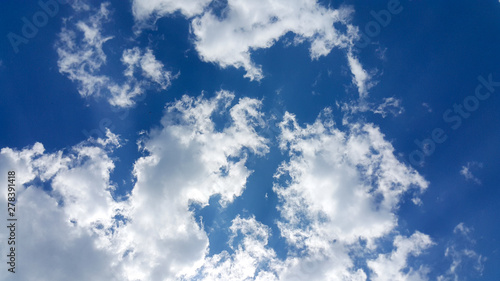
[460, 162, 483, 185]
[368, 232, 433, 281]
[373, 97, 405, 117]
[191, 0, 357, 81]
[184, 216, 282, 280]
[56, 3, 176, 107]
[132, 0, 211, 21]
[0, 91, 437, 280]
[0, 91, 270, 280]
[275, 109, 428, 246]
[0, 132, 123, 280]
[113, 91, 269, 280]
[347, 52, 374, 98]
[438, 223, 487, 281]
[130, 0, 375, 95]
[267, 108, 429, 279]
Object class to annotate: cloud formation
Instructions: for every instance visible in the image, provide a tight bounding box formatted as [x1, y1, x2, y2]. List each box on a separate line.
[56, 3, 175, 107]
[0, 91, 270, 280]
[191, 0, 357, 81]
[460, 162, 483, 185]
[132, 0, 370, 95]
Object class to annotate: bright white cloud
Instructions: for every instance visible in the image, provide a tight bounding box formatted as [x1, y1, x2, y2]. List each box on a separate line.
[0, 132, 123, 280]
[56, 3, 176, 107]
[347, 52, 374, 98]
[368, 232, 433, 281]
[130, 0, 374, 95]
[275, 109, 428, 247]
[184, 216, 281, 280]
[0, 91, 269, 280]
[191, 0, 357, 81]
[132, 0, 211, 21]
[112, 91, 269, 280]
[266, 108, 429, 279]
[0, 92, 439, 280]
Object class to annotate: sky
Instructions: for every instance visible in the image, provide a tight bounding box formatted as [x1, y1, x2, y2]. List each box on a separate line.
[0, 0, 499, 280]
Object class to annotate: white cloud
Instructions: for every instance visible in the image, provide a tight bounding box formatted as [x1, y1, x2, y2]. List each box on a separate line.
[112, 91, 269, 280]
[460, 162, 483, 185]
[0, 92, 439, 280]
[268, 109, 430, 280]
[56, 3, 176, 107]
[0, 133, 123, 280]
[275, 109, 428, 247]
[191, 0, 357, 81]
[184, 216, 281, 280]
[368, 232, 433, 281]
[132, 0, 211, 21]
[422, 102, 433, 113]
[130, 0, 374, 95]
[373, 97, 405, 117]
[347, 52, 374, 98]
[0, 91, 270, 280]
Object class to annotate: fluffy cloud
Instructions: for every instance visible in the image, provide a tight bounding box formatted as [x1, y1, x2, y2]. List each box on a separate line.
[266, 108, 429, 279]
[368, 232, 433, 281]
[0, 86, 440, 281]
[0, 132, 123, 280]
[131, 0, 375, 95]
[56, 3, 175, 107]
[185, 216, 281, 280]
[132, 0, 365, 85]
[191, 0, 357, 81]
[132, 0, 212, 21]
[275, 109, 428, 247]
[112, 91, 269, 280]
[0, 91, 270, 280]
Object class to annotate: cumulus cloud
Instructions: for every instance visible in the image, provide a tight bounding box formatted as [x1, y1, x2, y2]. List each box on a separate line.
[184, 216, 282, 280]
[0, 132, 123, 280]
[130, 0, 375, 95]
[275, 109, 428, 247]
[112, 91, 269, 280]
[56, 3, 175, 107]
[261, 108, 428, 279]
[0, 91, 270, 280]
[0, 85, 436, 280]
[368, 232, 433, 281]
[191, 0, 357, 81]
[132, 0, 211, 21]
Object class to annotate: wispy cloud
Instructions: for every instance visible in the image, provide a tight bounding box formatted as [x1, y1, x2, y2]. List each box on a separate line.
[373, 97, 405, 117]
[460, 162, 483, 185]
[438, 223, 487, 281]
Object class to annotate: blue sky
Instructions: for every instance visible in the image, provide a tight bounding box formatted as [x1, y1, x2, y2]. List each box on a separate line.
[1, 0, 499, 280]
